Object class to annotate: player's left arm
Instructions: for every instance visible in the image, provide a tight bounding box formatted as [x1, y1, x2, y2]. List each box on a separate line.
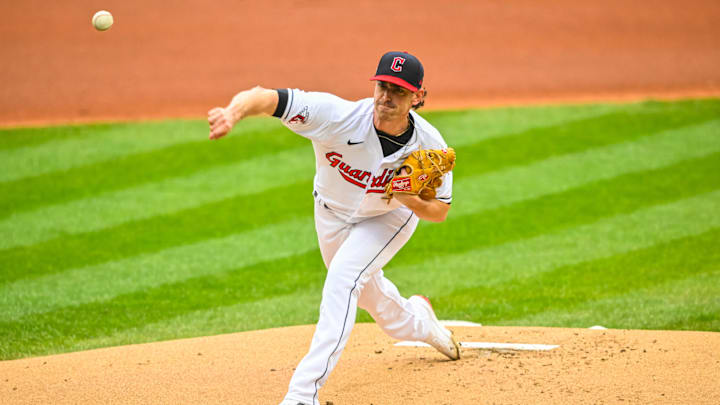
[392, 154, 453, 222]
[394, 194, 450, 222]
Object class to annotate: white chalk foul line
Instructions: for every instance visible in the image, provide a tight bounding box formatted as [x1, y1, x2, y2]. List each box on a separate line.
[395, 341, 559, 351]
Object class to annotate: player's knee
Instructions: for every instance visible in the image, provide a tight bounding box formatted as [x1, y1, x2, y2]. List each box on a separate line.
[322, 267, 357, 292]
[324, 262, 373, 297]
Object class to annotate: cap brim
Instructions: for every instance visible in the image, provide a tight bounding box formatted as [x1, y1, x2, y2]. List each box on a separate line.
[370, 75, 419, 92]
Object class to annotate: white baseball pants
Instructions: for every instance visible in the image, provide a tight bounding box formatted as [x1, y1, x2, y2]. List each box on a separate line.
[282, 196, 437, 405]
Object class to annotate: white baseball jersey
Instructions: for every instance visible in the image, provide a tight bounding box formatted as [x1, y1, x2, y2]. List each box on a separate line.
[275, 89, 453, 222]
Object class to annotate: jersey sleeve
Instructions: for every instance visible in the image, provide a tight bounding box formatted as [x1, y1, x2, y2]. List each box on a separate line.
[273, 88, 349, 142]
[435, 170, 453, 204]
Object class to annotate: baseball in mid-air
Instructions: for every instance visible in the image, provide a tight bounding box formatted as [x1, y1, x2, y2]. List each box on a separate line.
[92, 10, 114, 31]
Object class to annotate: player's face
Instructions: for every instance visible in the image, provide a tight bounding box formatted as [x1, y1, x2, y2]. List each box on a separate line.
[373, 81, 419, 121]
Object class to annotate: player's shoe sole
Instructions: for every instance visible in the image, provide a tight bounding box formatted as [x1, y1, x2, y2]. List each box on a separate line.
[410, 295, 460, 360]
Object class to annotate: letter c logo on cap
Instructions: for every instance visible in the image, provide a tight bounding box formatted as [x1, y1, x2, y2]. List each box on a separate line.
[391, 57, 405, 72]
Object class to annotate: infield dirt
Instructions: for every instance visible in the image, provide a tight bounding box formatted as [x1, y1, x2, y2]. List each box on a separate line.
[1, 1, 719, 404]
[2, 325, 719, 404]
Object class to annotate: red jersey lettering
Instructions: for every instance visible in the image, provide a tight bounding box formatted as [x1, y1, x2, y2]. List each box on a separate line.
[325, 152, 373, 189]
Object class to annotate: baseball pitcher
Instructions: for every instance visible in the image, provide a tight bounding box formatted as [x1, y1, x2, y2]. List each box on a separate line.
[208, 51, 458, 405]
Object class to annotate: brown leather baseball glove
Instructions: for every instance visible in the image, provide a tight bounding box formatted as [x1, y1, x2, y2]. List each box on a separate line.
[384, 148, 456, 201]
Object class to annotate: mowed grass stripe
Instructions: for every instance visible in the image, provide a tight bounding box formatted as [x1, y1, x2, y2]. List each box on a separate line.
[2, 120, 718, 284]
[69, 269, 720, 354]
[0, 121, 201, 150]
[430, 99, 711, 147]
[0, 146, 316, 250]
[510, 270, 720, 331]
[0, 122, 307, 218]
[0, 117, 289, 182]
[388, 190, 720, 300]
[429, 102, 624, 145]
[68, 290, 323, 355]
[2, 106, 716, 252]
[0, 181, 314, 284]
[0, 217, 317, 322]
[437, 228, 720, 327]
[0, 122, 124, 150]
[0, 250, 326, 360]
[448, 119, 720, 217]
[659, 300, 720, 331]
[2, 190, 718, 359]
[4, 152, 717, 319]
[0, 120, 204, 182]
[451, 101, 720, 179]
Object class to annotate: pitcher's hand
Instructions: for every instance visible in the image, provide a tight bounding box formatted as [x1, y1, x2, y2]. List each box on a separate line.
[208, 107, 235, 140]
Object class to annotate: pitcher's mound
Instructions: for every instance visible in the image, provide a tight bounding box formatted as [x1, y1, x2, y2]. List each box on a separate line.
[1, 324, 719, 404]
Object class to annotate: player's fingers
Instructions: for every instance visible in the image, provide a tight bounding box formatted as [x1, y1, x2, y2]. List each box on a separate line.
[209, 129, 223, 140]
[209, 108, 229, 125]
[209, 123, 229, 140]
[211, 118, 229, 132]
[214, 129, 228, 140]
[208, 109, 223, 125]
[209, 121, 221, 139]
[208, 107, 223, 118]
[208, 108, 234, 140]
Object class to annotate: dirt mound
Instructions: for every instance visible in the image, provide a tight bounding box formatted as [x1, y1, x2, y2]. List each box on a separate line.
[2, 324, 718, 404]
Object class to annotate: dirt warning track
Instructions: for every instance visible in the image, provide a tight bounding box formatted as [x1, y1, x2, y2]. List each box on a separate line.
[1, 0, 719, 126]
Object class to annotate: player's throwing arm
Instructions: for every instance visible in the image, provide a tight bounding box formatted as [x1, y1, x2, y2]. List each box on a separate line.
[208, 86, 279, 140]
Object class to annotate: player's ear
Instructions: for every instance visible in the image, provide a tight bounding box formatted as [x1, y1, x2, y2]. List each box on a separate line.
[412, 87, 427, 110]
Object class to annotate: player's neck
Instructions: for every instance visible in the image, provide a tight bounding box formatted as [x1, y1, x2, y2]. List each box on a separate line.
[373, 114, 410, 137]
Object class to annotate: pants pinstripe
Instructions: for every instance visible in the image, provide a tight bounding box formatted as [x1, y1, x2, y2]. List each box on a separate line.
[282, 198, 433, 405]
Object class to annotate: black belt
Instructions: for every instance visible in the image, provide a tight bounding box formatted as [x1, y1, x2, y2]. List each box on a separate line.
[313, 190, 330, 209]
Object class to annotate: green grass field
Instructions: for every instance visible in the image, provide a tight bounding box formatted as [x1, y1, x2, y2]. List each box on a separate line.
[1, 99, 719, 360]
